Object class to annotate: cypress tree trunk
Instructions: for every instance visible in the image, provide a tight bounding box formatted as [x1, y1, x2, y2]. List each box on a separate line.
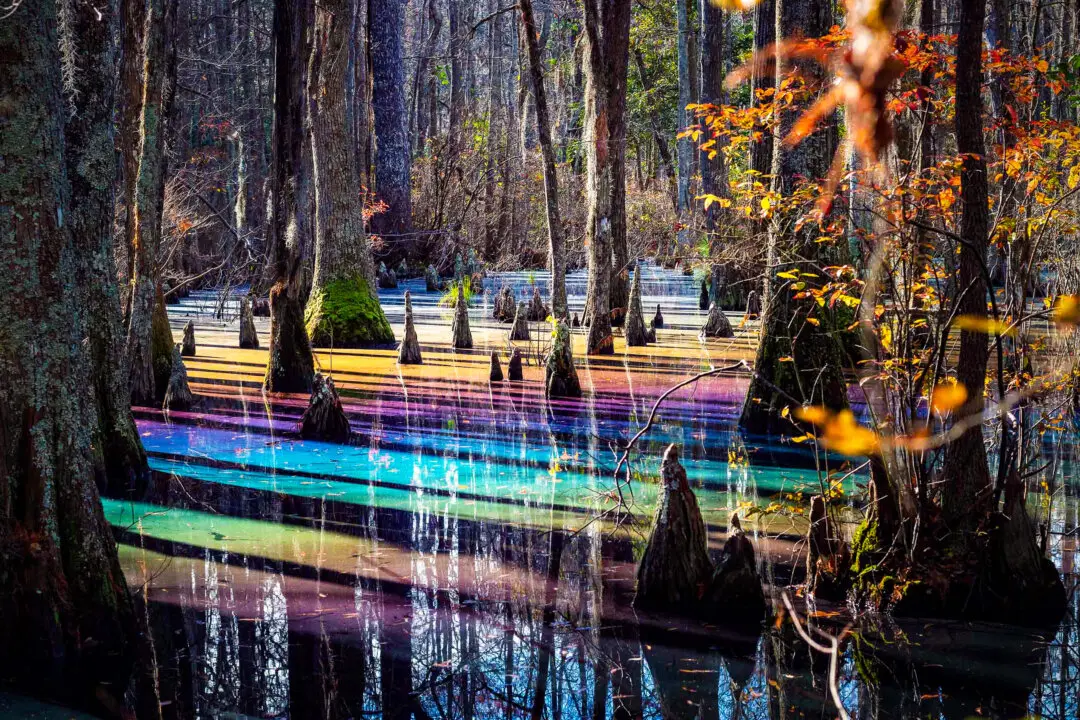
[582, 0, 631, 355]
[739, 0, 847, 435]
[0, 0, 139, 701]
[369, 0, 413, 252]
[124, 0, 178, 406]
[68, 0, 147, 494]
[305, 0, 395, 348]
[700, 0, 728, 230]
[265, 0, 316, 393]
[520, 0, 568, 319]
[941, 0, 992, 534]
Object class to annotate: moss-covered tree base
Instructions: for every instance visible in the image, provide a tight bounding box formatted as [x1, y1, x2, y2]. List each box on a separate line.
[848, 512, 1066, 627]
[304, 276, 395, 348]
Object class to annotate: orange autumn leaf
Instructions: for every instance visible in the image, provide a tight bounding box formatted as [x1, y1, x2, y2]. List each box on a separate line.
[930, 381, 968, 414]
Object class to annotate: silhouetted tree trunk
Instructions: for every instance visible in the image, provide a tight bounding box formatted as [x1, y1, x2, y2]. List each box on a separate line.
[941, 0, 992, 534]
[700, 0, 728, 230]
[306, 0, 395, 348]
[369, 0, 413, 254]
[265, 0, 316, 393]
[520, 0, 567, 318]
[749, 0, 775, 177]
[0, 0, 140, 703]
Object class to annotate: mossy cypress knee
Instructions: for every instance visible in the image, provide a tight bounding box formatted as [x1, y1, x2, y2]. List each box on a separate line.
[305, 276, 395, 348]
[425, 264, 440, 292]
[239, 297, 260, 349]
[489, 351, 504, 382]
[300, 372, 351, 442]
[527, 286, 549, 321]
[634, 445, 713, 611]
[163, 346, 194, 412]
[700, 303, 734, 339]
[653, 304, 664, 329]
[699, 278, 710, 310]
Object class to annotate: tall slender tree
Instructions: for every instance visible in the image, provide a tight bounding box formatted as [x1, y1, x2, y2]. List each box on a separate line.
[123, 0, 179, 405]
[520, 0, 568, 319]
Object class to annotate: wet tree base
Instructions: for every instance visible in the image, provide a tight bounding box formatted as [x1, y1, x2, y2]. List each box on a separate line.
[844, 517, 1067, 628]
[299, 373, 351, 442]
[304, 276, 396, 348]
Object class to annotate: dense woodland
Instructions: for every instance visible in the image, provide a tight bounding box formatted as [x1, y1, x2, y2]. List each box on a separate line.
[4, 0, 1080, 714]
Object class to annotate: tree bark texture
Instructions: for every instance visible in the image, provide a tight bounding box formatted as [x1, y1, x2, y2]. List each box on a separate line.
[124, 0, 178, 406]
[265, 0, 316, 393]
[582, 0, 631, 355]
[306, 0, 395, 348]
[942, 0, 993, 534]
[520, 0, 568, 319]
[369, 0, 413, 252]
[0, 0, 138, 700]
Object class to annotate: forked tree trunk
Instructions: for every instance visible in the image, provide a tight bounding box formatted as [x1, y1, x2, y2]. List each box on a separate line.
[0, 0, 140, 701]
[306, 0, 394, 348]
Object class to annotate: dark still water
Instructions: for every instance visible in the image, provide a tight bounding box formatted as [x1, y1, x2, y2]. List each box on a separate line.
[94, 266, 1078, 719]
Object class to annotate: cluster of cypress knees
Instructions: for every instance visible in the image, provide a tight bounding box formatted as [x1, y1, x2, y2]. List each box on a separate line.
[167, 274, 766, 624]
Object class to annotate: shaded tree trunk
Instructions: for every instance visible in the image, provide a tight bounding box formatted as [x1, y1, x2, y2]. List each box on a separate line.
[700, 0, 728, 230]
[124, 0, 179, 406]
[0, 0, 140, 702]
[369, 0, 413, 253]
[265, 0, 316, 393]
[941, 0, 992, 534]
[740, 0, 846, 435]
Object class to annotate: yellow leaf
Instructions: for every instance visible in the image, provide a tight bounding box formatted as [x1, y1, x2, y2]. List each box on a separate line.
[930, 381, 968, 414]
[953, 315, 1016, 336]
[1052, 295, 1080, 326]
[805, 316, 820, 326]
[1068, 165, 1080, 190]
[821, 410, 880, 457]
[790, 434, 814, 444]
[795, 405, 830, 426]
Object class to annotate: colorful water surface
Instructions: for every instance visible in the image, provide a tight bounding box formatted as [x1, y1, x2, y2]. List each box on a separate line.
[109, 264, 1080, 720]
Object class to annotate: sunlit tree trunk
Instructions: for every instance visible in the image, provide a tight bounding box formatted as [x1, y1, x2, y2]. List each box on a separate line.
[699, 0, 728, 231]
[0, 0, 140, 699]
[582, 0, 631, 354]
[305, 0, 395, 348]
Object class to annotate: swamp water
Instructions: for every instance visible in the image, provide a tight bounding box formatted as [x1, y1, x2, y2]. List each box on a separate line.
[45, 265, 1080, 719]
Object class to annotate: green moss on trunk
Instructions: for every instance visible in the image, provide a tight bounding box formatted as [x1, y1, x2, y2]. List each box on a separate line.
[304, 276, 395, 348]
